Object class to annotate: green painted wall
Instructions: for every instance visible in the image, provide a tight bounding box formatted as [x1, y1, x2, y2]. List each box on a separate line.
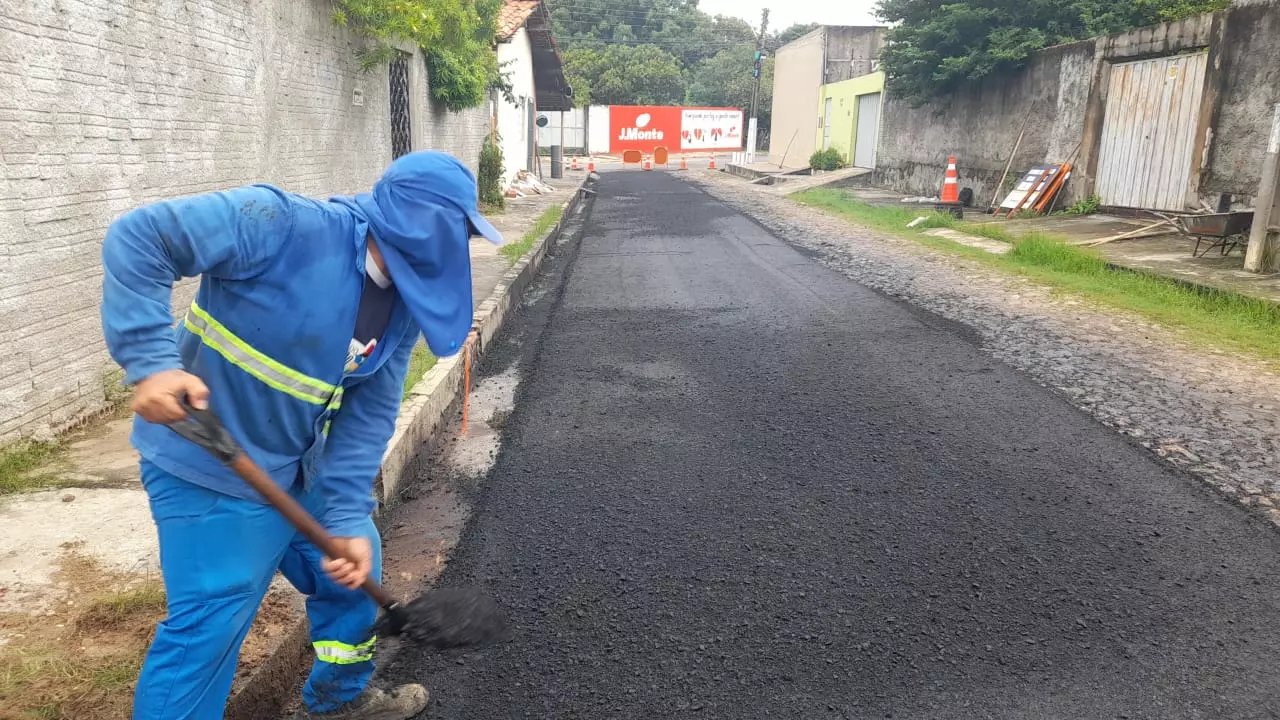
[815, 72, 885, 163]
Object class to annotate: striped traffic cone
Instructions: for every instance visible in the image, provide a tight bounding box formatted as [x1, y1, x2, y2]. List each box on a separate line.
[941, 156, 960, 204]
[708, 154, 717, 170]
[587, 156, 596, 172]
[571, 156, 580, 171]
[642, 155, 653, 171]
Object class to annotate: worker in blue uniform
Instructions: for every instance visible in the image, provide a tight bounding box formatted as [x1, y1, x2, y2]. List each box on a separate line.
[100, 151, 503, 720]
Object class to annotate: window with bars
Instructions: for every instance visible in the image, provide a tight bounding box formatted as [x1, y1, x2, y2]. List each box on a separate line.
[389, 53, 411, 159]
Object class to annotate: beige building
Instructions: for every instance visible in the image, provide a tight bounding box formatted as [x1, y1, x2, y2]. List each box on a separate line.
[768, 26, 886, 168]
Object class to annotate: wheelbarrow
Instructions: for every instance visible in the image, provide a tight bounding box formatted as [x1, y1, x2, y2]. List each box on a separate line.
[1154, 210, 1254, 258]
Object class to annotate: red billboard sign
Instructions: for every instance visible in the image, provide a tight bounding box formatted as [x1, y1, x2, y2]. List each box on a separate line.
[608, 105, 743, 153]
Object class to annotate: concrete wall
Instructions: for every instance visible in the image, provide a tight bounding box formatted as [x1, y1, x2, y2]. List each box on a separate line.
[1199, 2, 1280, 203]
[822, 26, 886, 84]
[875, 40, 1097, 207]
[0, 0, 490, 443]
[497, 28, 535, 187]
[816, 72, 885, 163]
[874, 5, 1280, 212]
[768, 28, 825, 168]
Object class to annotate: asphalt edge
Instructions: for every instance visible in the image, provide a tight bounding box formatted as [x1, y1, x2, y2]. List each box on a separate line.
[224, 173, 594, 720]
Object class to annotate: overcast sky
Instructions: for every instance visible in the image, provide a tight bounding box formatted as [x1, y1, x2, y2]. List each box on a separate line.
[695, 0, 882, 34]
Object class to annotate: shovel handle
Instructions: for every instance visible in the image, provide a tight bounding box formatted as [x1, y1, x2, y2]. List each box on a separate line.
[168, 398, 396, 609]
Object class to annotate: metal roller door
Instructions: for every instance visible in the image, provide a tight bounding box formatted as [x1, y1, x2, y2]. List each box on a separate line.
[854, 92, 880, 169]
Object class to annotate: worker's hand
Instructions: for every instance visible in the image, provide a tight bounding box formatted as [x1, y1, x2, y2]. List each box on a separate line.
[132, 369, 210, 424]
[323, 537, 373, 590]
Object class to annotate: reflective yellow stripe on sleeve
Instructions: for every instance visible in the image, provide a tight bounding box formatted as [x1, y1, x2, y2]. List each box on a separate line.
[184, 301, 337, 405]
[313, 636, 376, 664]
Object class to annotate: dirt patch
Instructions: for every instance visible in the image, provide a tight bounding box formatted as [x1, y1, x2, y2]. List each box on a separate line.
[234, 583, 304, 685]
[0, 549, 164, 720]
[0, 547, 299, 719]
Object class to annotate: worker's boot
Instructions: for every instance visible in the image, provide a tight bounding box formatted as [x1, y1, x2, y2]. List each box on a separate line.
[306, 684, 429, 720]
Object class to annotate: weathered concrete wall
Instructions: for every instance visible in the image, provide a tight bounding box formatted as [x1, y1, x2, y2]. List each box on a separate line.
[875, 41, 1097, 206]
[0, 0, 489, 443]
[875, 5, 1280, 212]
[768, 28, 825, 168]
[822, 26, 886, 84]
[1200, 2, 1280, 204]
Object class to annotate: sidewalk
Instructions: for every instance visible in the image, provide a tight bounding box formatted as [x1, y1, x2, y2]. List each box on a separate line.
[0, 169, 585, 718]
[837, 185, 1280, 305]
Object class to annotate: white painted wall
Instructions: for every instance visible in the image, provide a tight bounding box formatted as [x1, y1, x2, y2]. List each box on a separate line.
[587, 106, 611, 154]
[496, 28, 535, 188]
[0, 0, 490, 443]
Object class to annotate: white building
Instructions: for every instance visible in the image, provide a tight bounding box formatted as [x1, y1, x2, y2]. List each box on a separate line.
[495, 0, 571, 188]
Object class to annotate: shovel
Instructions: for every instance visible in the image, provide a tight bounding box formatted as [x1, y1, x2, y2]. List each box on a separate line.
[167, 397, 507, 648]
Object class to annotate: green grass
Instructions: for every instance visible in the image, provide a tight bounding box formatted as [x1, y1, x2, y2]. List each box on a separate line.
[76, 583, 167, 630]
[500, 206, 564, 263]
[791, 188, 1280, 363]
[0, 440, 65, 495]
[403, 340, 438, 400]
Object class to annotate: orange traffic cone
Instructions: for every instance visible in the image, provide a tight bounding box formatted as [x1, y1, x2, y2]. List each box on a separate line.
[708, 154, 717, 170]
[941, 155, 960, 204]
[679, 155, 688, 171]
[587, 156, 596, 172]
[642, 155, 653, 171]
[571, 156, 579, 171]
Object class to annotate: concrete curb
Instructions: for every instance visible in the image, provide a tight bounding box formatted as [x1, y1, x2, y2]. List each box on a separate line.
[224, 176, 592, 720]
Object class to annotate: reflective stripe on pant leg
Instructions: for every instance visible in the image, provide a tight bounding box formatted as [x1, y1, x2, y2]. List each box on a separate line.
[280, 494, 382, 714]
[314, 636, 376, 665]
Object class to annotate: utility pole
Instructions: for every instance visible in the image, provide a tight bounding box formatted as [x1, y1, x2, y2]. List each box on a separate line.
[747, 7, 769, 164]
[1246, 102, 1280, 272]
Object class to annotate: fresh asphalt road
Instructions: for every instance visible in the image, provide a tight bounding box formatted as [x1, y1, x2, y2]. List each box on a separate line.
[387, 171, 1280, 719]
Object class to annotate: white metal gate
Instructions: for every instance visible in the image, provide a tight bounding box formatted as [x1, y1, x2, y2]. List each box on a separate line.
[822, 98, 833, 151]
[1094, 52, 1208, 211]
[854, 92, 881, 169]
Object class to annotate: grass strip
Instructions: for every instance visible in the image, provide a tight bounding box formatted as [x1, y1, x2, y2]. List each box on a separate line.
[0, 441, 65, 496]
[792, 188, 1280, 363]
[403, 340, 438, 400]
[500, 206, 563, 264]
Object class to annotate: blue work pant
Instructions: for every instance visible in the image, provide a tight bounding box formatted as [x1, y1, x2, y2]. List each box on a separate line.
[132, 461, 381, 719]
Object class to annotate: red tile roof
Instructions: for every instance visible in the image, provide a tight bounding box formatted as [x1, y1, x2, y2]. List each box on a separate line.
[498, 0, 540, 40]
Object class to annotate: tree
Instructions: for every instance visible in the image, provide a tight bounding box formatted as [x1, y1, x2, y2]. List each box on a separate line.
[772, 22, 819, 49]
[687, 46, 774, 135]
[687, 46, 775, 148]
[562, 44, 686, 106]
[546, 0, 762, 106]
[877, 0, 1231, 107]
[332, 0, 503, 110]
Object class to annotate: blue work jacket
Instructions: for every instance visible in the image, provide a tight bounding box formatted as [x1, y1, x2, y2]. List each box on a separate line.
[101, 185, 422, 537]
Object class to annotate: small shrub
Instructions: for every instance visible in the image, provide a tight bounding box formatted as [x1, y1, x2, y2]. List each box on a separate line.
[809, 148, 844, 171]
[478, 134, 505, 209]
[1063, 194, 1102, 215]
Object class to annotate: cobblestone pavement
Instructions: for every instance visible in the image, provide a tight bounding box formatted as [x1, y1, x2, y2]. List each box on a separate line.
[688, 170, 1280, 522]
